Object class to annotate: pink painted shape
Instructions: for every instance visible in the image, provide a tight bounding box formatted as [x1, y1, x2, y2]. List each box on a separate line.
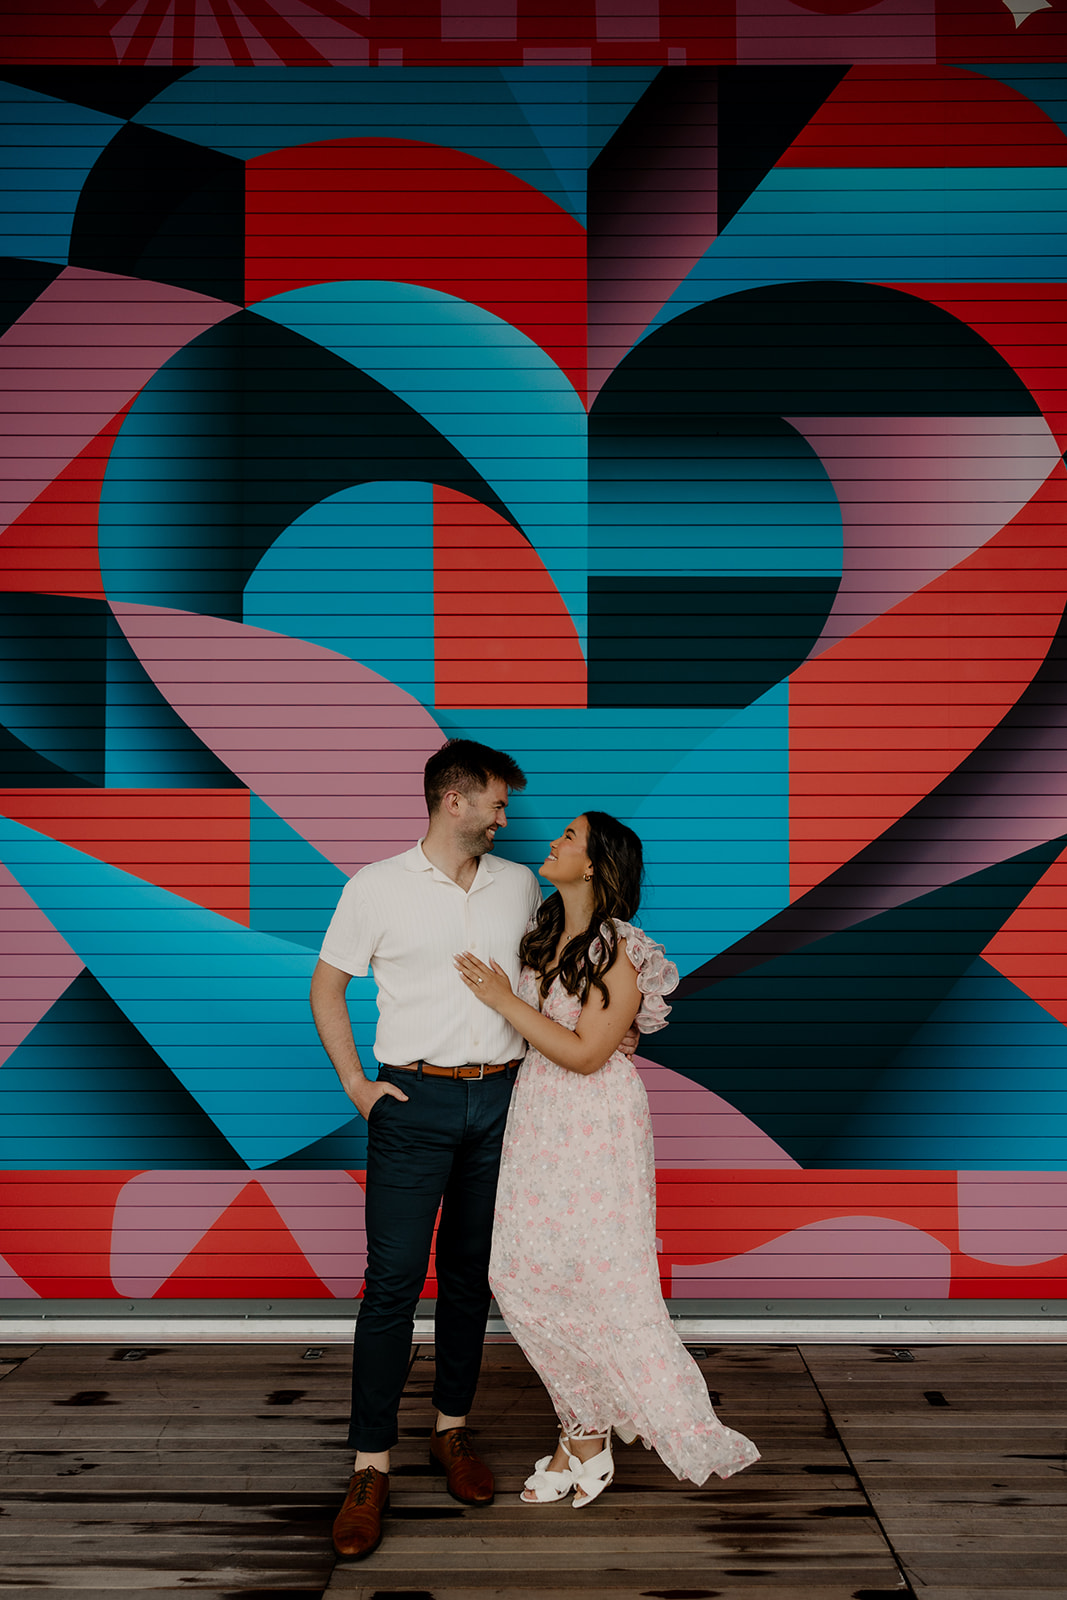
[110, 1173, 250, 1296]
[110, 603, 444, 876]
[0, 861, 84, 1068]
[0, 1250, 40, 1299]
[958, 1172, 1067, 1266]
[109, 1171, 367, 1297]
[255, 1172, 367, 1296]
[637, 1058, 799, 1169]
[596, 0, 661, 42]
[670, 1216, 951, 1298]
[736, 0, 935, 64]
[789, 417, 1063, 657]
[0, 268, 238, 534]
[442, 0, 516, 41]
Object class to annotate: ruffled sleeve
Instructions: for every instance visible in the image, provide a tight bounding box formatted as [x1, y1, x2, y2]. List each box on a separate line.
[600, 919, 679, 1035]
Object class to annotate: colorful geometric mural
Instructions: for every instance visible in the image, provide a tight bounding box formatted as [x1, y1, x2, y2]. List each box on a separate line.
[1, 43, 1066, 1304]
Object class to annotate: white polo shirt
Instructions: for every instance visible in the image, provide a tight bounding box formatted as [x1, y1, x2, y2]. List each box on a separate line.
[320, 840, 542, 1067]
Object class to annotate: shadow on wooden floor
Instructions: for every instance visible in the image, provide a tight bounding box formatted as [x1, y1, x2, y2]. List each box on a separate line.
[1, 1338, 1064, 1599]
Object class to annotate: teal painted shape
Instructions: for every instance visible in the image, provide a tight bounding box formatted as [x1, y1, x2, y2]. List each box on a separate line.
[817, 959, 1067, 1170]
[631, 683, 789, 967]
[0, 81, 123, 264]
[436, 691, 789, 973]
[644, 166, 1067, 342]
[252, 281, 588, 644]
[0, 816, 357, 1169]
[104, 610, 237, 788]
[590, 419, 842, 580]
[0, 969, 245, 1169]
[132, 66, 580, 217]
[496, 66, 657, 217]
[243, 481, 434, 703]
[96, 317, 243, 616]
[247, 792, 347, 948]
[499, 67, 590, 217]
[266, 1111, 370, 1171]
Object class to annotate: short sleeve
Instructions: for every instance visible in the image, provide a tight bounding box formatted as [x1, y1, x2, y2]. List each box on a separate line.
[319, 872, 379, 977]
[599, 919, 679, 1035]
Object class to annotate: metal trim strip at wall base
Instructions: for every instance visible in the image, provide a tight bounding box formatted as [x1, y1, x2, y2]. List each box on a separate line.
[2, 1299, 1066, 1344]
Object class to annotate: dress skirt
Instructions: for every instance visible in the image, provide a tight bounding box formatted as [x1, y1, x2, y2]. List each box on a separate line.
[488, 922, 759, 1485]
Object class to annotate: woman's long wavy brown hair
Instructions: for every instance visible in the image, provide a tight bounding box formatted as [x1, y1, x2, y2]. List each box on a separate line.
[519, 810, 644, 1007]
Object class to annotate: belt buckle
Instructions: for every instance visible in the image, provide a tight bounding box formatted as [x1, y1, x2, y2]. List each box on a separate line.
[477, 1061, 486, 1079]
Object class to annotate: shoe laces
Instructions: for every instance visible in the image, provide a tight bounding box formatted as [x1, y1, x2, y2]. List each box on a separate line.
[442, 1426, 477, 1459]
[348, 1467, 379, 1503]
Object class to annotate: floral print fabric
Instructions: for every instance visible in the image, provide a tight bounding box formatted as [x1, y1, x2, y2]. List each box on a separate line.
[489, 920, 759, 1484]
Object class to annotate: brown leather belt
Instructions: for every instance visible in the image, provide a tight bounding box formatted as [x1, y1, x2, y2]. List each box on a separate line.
[383, 1057, 522, 1080]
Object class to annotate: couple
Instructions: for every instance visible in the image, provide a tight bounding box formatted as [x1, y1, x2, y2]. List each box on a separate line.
[310, 739, 758, 1559]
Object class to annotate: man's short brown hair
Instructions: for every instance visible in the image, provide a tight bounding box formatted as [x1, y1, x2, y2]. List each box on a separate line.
[423, 739, 527, 815]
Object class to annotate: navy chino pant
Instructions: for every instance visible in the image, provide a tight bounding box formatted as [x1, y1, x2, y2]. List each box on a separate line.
[348, 1061, 518, 1452]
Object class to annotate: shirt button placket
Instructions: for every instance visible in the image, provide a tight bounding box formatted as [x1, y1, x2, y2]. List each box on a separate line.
[465, 897, 480, 1060]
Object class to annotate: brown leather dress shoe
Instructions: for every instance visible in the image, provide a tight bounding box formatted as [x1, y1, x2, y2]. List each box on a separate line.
[332, 1465, 389, 1558]
[429, 1425, 494, 1504]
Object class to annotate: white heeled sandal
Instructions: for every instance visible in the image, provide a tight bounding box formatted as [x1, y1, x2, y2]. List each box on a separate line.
[520, 1450, 576, 1504]
[614, 1422, 638, 1445]
[564, 1428, 615, 1508]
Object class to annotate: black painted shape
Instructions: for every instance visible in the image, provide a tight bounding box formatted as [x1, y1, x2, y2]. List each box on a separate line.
[0, 593, 107, 786]
[69, 124, 243, 303]
[716, 66, 850, 232]
[0, 258, 63, 336]
[5, 969, 247, 1169]
[0, 68, 194, 121]
[588, 576, 838, 708]
[593, 282, 1041, 418]
[588, 65, 717, 240]
[103, 610, 242, 789]
[123, 311, 518, 622]
[638, 838, 1066, 1167]
[0, 719, 92, 787]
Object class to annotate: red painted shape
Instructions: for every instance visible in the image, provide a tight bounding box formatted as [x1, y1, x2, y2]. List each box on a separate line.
[0, 400, 135, 602]
[433, 487, 586, 709]
[936, 0, 1067, 68]
[0, 790, 250, 925]
[154, 1182, 335, 1299]
[790, 459, 1067, 901]
[780, 65, 1067, 167]
[0, 1166, 1051, 1302]
[0, 1171, 132, 1299]
[245, 138, 587, 400]
[654, 1170, 960, 1281]
[0, 0, 118, 64]
[984, 845, 1067, 1028]
[950, 1256, 1067, 1300]
[887, 284, 1067, 456]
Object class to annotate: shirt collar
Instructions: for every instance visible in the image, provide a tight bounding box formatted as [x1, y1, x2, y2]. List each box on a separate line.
[403, 839, 503, 891]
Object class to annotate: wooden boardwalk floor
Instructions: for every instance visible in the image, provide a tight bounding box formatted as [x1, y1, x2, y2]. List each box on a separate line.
[0, 1337, 1064, 1600]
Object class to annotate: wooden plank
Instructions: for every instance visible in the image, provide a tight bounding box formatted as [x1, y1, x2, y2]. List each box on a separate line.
[326, 1587, 903, 1600]
[2, 1336, 1012, 1599]
[802, 1341, 1067, 1596]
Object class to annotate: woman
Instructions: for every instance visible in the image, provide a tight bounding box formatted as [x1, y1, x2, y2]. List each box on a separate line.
[454, 811, 759, 1506]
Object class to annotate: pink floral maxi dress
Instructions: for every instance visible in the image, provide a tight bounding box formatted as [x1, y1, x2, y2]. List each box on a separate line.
[489, 920, 759, 1484]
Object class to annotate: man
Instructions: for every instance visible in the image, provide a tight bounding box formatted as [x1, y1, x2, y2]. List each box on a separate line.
[309, 738, 541, 1559]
